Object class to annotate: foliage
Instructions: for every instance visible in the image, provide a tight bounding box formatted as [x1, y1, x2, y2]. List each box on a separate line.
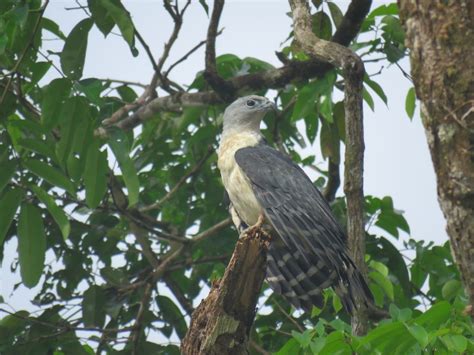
[0, 1, 471, 354]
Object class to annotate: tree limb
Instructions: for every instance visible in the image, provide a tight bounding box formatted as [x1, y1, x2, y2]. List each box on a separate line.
[204, 0, 235, 99]
[289, 0, 369, 335]
[181, 228, 270, 354]
[331, 0, 372, 46]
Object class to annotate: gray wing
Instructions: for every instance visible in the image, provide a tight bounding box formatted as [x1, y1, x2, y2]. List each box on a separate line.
[235, 145, 372, 313]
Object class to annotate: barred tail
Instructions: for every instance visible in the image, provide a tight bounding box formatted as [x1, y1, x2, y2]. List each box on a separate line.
[266, 241, 373, 314]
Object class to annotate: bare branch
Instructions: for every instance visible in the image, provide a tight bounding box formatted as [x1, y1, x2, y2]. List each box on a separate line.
[164, 29, 223, 78]
[129, 282, 153, 355]
[95, 0, 373, 136]
[95, 59, 331, 136]
[204, 0, 235, 99]
[102, 0, 191, 126]
[289, 0, 369, 335]
[192, 218, 232, 243]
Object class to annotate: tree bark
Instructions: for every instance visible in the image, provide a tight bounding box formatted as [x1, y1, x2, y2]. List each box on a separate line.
[398, 0, 474, 313]
[181, 229, 270, 354]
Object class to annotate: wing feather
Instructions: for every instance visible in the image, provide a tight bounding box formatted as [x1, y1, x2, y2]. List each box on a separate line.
[235, 144, 372, 313]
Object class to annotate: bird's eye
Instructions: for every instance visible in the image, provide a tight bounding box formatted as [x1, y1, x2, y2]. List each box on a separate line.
[246, 99, 256, 107]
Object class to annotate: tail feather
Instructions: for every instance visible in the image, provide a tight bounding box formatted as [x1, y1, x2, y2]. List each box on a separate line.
[265, 238, 373, 314]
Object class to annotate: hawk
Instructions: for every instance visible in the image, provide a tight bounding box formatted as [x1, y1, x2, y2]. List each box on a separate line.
[217, 95, 372, 313]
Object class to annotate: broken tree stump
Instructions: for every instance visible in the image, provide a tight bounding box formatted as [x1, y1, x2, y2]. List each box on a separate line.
[181, 228, 269, 354]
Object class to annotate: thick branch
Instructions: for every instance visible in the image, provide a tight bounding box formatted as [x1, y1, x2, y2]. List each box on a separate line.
[289, 0, 368, 335]
[331, 0, 372, 46]
[181, 228, 270, 354]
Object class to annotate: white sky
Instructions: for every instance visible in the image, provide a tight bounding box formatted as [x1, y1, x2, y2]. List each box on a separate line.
[1, 0, 448, 336]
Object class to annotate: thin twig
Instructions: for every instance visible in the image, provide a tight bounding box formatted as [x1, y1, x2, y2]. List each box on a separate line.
[130, 282, 153, 355]
[164, 29, 223, 78]
[103, 1, 191, 127]
[192, 217, 232, 243]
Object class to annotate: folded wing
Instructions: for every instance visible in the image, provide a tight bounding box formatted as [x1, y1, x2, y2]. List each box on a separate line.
[235, 144, 372, 313]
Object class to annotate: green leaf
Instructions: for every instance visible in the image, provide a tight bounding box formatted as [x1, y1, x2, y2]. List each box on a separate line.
[441, 279, 462, 300]
[369, 271, 394, 300]
[17, 138, 58, 162]
[327, 2, 343, 27]
[319, 331, 352, 354]
[277, 338, 301, 355]
[82, 285, 106, 327]
[364, 75, 388, 105]
[292, 87, 317, 122]
[31, 185, 70, 240]
[84, 142, 108, 209]
[320, 121, 340, 162]
[60, 18, 94, 79]
[312, 11, 332, 40]
[370, 260, 389, 277]
[310, 337, 326, 354]
[0, 310, 29, 342]
[405, 323, 429, 348]
[441, 334, 468, 353]
[363, 87, 375, 111]
[116, 85, 137, 103]
[41, 78, 72, 129]
[368, 4, 399, 19]
[108, 130, 139, 206]
[332, 292, 342, 313]
[156, 295, 188, 339]
[56, 96, 91, 166]
[41, 17, 66, 40]
[22, 159, 75, 196]
[405, 87, 416, 119]
[17, 203, 46, 288]
[0, 188, 23, 245]
[415, 301, 450, 330]
[88, 0, 115, 36]
[0, 159, 17, 194]
[99, 0, 137, 56]
[198, 0, 209, 15]
[358, 321, 407, 351]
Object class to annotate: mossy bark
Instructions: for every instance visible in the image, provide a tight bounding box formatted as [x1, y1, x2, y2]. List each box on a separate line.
[399, 0, 474, 313]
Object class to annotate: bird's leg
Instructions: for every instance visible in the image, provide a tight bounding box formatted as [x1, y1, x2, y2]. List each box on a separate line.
[242, 213, 266, 238]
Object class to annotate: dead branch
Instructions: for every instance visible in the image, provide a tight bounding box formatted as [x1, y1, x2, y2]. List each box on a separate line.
[181, 228, 270, 354]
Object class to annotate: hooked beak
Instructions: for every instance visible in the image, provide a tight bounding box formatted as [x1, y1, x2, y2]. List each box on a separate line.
[262, 99, 276, 111]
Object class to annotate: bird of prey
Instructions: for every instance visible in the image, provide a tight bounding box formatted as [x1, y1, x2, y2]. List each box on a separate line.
[217, 95, 372, 313]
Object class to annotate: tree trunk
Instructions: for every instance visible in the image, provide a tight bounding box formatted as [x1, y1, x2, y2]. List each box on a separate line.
[398, 0, 474, 313]
[181, 229, 269, 354]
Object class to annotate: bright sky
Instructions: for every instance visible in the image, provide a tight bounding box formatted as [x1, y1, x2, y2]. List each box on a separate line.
[1, 0, 447, 333]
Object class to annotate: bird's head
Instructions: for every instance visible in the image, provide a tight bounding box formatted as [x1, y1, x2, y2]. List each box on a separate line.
[222, 95, 275, 134]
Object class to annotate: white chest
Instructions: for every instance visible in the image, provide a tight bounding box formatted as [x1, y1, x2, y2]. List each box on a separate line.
[217, 132, 263, 226]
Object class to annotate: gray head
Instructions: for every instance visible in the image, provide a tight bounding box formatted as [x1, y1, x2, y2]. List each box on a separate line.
[222, 95, 275, 134]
